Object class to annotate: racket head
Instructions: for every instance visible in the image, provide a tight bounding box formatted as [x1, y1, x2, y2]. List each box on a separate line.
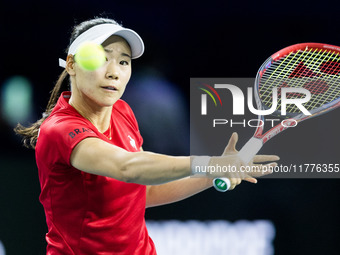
[255, 43, 340, 120]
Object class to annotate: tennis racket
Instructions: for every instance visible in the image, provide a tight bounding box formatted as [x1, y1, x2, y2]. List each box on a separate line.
[213, 42, 340, 192]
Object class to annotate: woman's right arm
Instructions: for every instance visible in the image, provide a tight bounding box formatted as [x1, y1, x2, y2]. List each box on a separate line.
[70, 137, 191, 185]
[70, 137, 277, 186]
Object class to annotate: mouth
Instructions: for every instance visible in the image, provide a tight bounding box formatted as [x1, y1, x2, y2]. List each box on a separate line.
[102, 86, 118, 92]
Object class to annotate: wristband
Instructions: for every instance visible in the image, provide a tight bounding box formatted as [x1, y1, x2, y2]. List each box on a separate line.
[191, 156, 211, 176]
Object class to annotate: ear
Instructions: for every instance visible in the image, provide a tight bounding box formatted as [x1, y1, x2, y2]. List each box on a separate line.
[66, 54, 76, 76]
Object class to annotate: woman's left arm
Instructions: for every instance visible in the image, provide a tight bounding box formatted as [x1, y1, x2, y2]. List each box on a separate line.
[145, 132, 276, 208]
[145, 177, 212, 208]
[137, 144, 211, 207]
[145, 132, 236, 208]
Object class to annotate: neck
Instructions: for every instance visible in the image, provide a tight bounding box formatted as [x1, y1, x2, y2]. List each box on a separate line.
[69, 95, 112, 133]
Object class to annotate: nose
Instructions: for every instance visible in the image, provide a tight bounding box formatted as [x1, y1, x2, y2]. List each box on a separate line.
[105, 61, 119, 80]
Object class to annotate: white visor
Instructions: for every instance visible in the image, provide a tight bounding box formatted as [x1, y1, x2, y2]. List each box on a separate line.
[59, 23, 144, 68]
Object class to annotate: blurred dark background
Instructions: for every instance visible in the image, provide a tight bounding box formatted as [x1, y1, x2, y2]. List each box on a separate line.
[1, 0, 340, 254]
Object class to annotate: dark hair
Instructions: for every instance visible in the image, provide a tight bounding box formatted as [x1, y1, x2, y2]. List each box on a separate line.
[14, 17, 119, 149]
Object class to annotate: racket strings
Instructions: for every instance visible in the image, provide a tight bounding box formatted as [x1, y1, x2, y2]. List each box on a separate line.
[260, 48, 320, 109]
[260, 49, 316, 113]
[288, 49, 339, 112]
[259, 47, 340, 115]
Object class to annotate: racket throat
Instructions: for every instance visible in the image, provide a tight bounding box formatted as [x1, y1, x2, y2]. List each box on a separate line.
[238, 137, 263, 164]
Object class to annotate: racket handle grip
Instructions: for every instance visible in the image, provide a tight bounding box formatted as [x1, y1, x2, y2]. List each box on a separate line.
[213, 137, 263, 192]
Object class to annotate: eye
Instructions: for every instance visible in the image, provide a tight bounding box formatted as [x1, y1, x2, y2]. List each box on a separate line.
[120, 60, 129, 66]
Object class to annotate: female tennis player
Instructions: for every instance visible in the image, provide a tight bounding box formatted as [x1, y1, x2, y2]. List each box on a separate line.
[15, 17, 279, 254]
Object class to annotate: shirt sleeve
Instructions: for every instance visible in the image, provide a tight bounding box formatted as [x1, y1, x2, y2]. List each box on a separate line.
[39, 117, 99, 168]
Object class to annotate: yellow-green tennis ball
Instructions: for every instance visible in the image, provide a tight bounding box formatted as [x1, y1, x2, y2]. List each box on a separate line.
[75, 42, 106, 71]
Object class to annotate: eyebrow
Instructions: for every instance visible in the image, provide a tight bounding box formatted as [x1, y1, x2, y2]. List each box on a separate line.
[121, 52, 132, 59]
[104, 48, 131, 59]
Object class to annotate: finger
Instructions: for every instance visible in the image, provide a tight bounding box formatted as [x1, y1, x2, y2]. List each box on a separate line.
[228, 185, 236, 191]
[222, 132, 239, 155]
[253, 155, 280, 163]
[241, 172, 257, 183]
[244, 177, 257, 184]
[228, 177, 242, 190]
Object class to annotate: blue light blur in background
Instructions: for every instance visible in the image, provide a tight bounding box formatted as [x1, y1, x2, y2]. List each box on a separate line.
[1, 76, 34, 127]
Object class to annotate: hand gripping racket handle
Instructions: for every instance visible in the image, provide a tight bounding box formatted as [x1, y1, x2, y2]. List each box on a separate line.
[213, 138, 263, 192]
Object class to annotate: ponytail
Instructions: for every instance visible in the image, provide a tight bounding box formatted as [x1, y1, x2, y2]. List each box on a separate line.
[14, 70, 69, 149]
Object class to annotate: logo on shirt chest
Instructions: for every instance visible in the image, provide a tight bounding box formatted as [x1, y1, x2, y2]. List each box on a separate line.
[128, 135, 137, 150]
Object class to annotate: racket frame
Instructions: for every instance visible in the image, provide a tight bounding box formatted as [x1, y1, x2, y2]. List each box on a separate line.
[213, 42, 340, 192]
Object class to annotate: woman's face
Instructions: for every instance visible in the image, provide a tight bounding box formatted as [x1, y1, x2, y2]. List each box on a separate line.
[69, 35, 132, 108]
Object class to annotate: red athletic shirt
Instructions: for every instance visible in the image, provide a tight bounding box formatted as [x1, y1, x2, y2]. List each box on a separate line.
[35, 92, 156, 255]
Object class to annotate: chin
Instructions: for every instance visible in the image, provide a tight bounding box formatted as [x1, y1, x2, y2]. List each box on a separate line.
[103, 98, 119, 107]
